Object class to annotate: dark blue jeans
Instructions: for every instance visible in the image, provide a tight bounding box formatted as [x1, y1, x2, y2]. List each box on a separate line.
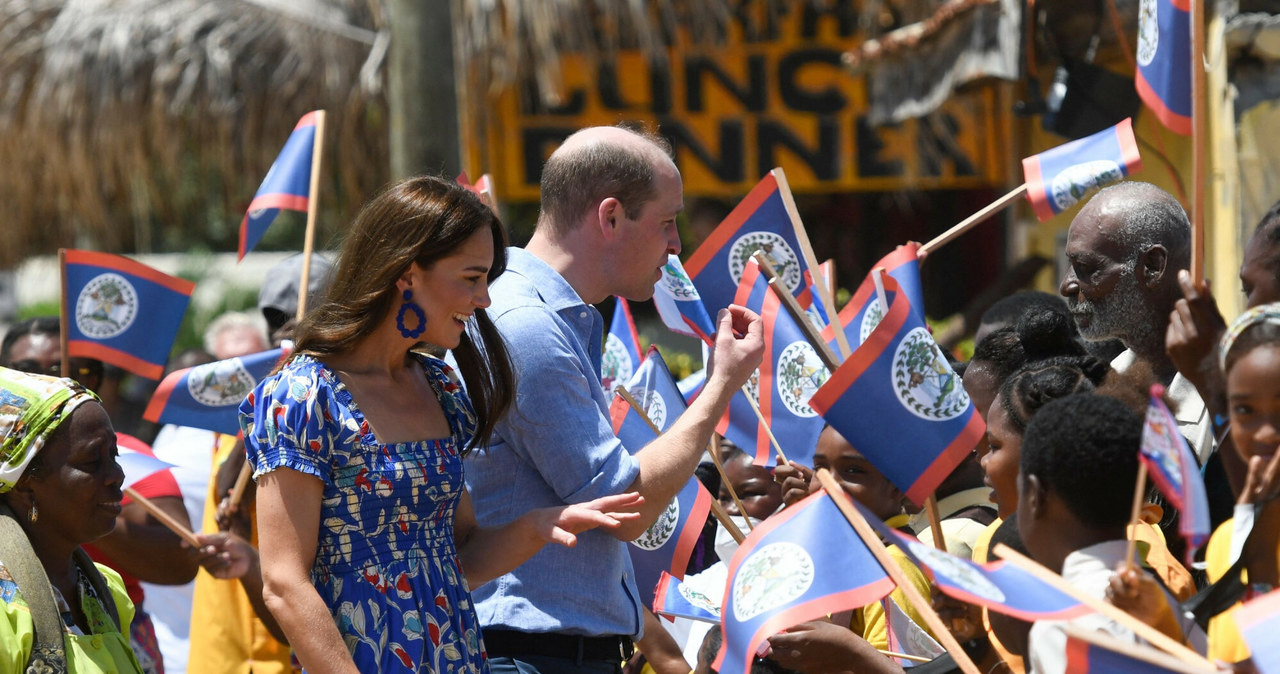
[487, 655, 622, 674]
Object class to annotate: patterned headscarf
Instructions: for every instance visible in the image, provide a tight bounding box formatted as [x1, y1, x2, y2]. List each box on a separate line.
[0, 366, 99, 493]
[1219, 302, 1280, 373]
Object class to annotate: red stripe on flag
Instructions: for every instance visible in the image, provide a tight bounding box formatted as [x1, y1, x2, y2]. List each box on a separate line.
[143, 368, 186, 424]
[1135, 74, 1193, 136]
[807, 282, 912, 417]
[63, 250, 196, 296]
[295, 110, 322, 129]
[669, 486, 712, 580]
[1021, 155, 1056, 222]
[1115, 118, 1144, 175]
[684, 174, 779, 278]
[903, 411, 985, 504]
[68, 341, 165, 379]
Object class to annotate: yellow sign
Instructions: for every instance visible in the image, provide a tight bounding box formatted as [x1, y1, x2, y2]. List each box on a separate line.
[468, 9, 1009, 199]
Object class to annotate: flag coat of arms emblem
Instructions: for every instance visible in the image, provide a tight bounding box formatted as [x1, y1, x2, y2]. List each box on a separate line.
[601, 298, 644, 397]
[1140, 385, 1210, 559]
[1022, 118, 1143, 222]
[653, 570, 721, 623]
[654, 254, 717, 342]
[683, 172, 825, 321]
[145, 348, 288, 435]
[63, 250, 195, 380]
[809, 274, 983, 504]
[722, 259, 828, 467]
[714, 491, 895, 674]
[608, 348, 713, 605]
[825, 244, 926, 352]
[1135, 0, 1192, 135]
[239, 111, 320, 259]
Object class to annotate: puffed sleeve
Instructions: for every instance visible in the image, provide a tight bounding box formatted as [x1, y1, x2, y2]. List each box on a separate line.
[239, 358, 354, 488]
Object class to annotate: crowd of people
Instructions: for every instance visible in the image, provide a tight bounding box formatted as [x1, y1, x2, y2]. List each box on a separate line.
[1, 123, 1279, 674]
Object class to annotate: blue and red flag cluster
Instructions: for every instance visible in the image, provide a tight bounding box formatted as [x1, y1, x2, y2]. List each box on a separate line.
[62, 250, 195, 380]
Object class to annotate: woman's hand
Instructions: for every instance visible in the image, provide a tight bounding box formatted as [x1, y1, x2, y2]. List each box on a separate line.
[774, 459, 814, 508]
[193, 531, 257, 580]
[533, 492, 645, 547]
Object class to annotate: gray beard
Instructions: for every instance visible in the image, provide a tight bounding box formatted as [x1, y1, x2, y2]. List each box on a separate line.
[1068, 267, 1164, 355]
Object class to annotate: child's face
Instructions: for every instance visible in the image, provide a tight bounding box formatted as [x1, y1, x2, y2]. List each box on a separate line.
[719, 454, 783, 521]
[1228, 343, 1280, 462]
[810, 426, 903, 521]
[980, 400, 1021, 519]
[962, 360, 998, 458]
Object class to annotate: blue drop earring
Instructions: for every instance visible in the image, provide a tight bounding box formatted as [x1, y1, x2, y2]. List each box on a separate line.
[396, 288, 427, 339]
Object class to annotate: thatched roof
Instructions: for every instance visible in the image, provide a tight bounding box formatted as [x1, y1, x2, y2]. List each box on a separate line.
[0, 0, 387, 267]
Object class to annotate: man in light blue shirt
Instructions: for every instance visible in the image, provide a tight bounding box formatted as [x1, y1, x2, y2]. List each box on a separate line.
[466, 125, 763, 673]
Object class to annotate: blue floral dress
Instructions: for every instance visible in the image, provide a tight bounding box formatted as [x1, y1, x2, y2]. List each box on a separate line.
[240, 354, 487, 673]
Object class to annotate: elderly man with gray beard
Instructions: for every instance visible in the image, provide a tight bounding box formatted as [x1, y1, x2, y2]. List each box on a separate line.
[1058, 181, 1214, 462]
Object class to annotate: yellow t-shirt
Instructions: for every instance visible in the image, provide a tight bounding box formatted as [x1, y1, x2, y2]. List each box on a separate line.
[1202, 517, 1275, 664]
[0, 561, 144, 674]
[849, 515, 936, 651]
[187, 433, 293, 674]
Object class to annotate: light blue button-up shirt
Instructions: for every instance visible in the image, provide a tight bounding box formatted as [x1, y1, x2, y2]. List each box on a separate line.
[466, 247, 645, 638]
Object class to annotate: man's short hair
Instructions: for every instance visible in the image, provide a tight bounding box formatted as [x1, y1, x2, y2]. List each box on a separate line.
[1020, 393, 1141, 529]
[203, 311, 268, 355]
[1094, 181, 1191, 266]
[538, 126, 673, 234]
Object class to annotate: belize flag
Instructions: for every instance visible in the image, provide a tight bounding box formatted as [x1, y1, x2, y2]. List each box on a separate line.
[609, 348, 714, 605]
[62, 250, 195, 380]
[1140, 384, 1211, 561]
[601, 298, 644, 398]
[862, 509, 1090, 621]
[824, 244, 926, 351]
[1236, 588, 1280, 674]
[721, 259, 828, 467]
[144, 348, 289, 435]
[1022, 118, 1143, 222]
[239, 111, 321, 259]
[684, 171, 827, 321]
[653, 571, 720, 623]
[654, 254, 717, 343]
[713, 491, 895, 674]
[809, 274, 984, 505]
[1062, 625, 1204, 673]
[1135, 0, 1192, 135]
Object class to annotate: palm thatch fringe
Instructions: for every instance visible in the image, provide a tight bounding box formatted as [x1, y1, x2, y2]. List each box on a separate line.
[0, 0, 387, 268]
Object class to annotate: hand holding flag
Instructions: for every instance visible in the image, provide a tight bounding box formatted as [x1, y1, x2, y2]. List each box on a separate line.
[1136, 384, 1211, 564]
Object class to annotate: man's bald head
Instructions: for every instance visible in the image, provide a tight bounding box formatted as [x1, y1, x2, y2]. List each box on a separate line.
[537, 125, 676, 235]
[1082, 181, 1191, 268]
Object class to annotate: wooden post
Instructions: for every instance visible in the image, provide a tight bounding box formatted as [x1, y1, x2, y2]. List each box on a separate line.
[296, 110, 326, 321]
[1124, 463, 1149, 570]
[924, 495, 948, 552]
[742, 387, 790, 465]
[753, 252, 842, 372]
[1190, 0, 1207, 281]
[919, 185, 1028, 258]
[817, 470, 982, 674]
[58, 249, 71, 377]
[993, 543, 1216, 668]
[125, 487, 201, 548]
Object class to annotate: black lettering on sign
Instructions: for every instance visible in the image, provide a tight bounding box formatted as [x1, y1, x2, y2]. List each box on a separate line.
[522, 127, 576, 186]
[917, 113, 977, 177]
[521, 78, 586, 116]
[856, 116, 904, 178]
[650, 59, 673, 115]
[777, 49, 847, 114]
[685, 55, 768, 113]
[757, 117, 839, 180]
[800, 0, 858, 38]
[661, 119, 746, 183]
[600, 60, 643, 111]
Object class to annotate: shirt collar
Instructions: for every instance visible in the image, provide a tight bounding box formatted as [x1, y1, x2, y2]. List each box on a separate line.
[504, 247, 588, 313]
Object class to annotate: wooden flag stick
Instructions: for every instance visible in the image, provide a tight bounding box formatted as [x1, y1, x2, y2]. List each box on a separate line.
[753, 252, 842, 373]
[919, 185, 1027, 258]
[58, 249, 71, 378]
[1190, 0, 1207, 281]
[742, 386, 790, 465]
[992, 543, 1216, 668]
[924, 495, 948, 553]
[1124, 462, 1149, 571]
[228, 462, 253, 514]
[879, 650, 931, 664]
[710, 434, 754, 532]
[820, 258, 837, 306]
[296, 110, 327, 320]
[772, 168, 852, 360]
[817, 470, 982, 674]
[124, 487, 202, 548]
[617, 385, 746, 544]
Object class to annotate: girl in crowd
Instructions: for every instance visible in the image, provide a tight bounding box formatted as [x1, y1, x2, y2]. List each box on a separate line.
[241, 176, 642, 673]
[1205, 302, 1280, 665]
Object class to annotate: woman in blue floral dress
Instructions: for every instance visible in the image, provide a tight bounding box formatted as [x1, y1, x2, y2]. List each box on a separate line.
[241, 177, 641, 674]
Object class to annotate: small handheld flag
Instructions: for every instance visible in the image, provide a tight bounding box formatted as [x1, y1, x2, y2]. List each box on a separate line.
[1139, 384, 1210, 560]
[809, 274, 983, 504]
[61, 250, 195, 380]
[653, 570, 721, 623]
[118, 445, 177, 492]
[601, 298, 643, 398]
[825, 244, 926, 351]
[145, 347, 289, 435]
[1022, 118, 1143, 222]
[1135, 0, 1192, 135]
[239, 111, 321, 259]
[684, 171, 827, 321]
[654, 255, 716, 342]
[1236, 588, 1280, 674]
[713, 490, 895, 674]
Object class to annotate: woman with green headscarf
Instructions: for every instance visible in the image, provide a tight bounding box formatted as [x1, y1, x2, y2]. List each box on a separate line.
[0, 365, 145, 674]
